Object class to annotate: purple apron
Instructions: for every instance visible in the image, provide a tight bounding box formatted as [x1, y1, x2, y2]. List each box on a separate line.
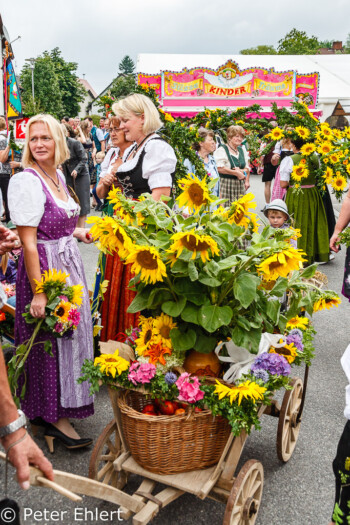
[15, 169, 94, 422]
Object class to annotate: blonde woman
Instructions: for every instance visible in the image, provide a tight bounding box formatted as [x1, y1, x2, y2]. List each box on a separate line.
[8, 114, 94, 453]
[214, 125, 250, 207]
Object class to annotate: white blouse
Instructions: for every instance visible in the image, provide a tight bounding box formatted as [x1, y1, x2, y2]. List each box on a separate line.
[116, 134, 176, 190]
[214, 145, 249, 170]
[279, 156, 293, 182]
[8, 169, 79, 227]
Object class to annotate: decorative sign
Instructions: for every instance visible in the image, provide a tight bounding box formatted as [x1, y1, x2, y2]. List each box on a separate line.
[6, 59, 23, 120]
[15, 118, 29, 140]
[138, 60, 319, 115]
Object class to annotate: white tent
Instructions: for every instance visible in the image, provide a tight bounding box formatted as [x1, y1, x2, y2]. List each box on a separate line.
[137, 54, 350, 121]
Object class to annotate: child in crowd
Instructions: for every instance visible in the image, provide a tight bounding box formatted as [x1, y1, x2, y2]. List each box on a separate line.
[264, 199, 297, 248]
[92, 151, 105, 211]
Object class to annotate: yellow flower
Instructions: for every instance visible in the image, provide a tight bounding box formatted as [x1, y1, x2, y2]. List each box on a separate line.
[331, 174, 347, 192]
[313, 294, 341, 312]
[54, 300, 72, 323]
[71, 284, 83, 306]
[153, 313, 176, 349]
[249, 213, 260, 233]
[204, 109, 211, 118]
[291, 164, 309, 182]
[94, 350, 129, 378]
[228, 193, 257, 228]
[269, 342, 297, 364]
[164, 112, 175, 122]
[324, 166, 334, 184]
[112, 222, 133, 259]
[214, 380, 266, 406]
[270, 127, 284, 141]
[108, 188, 134, 225]
[168, 230, 220, 263]
[135, 316, 155, 355]
[257, 248, 306, 281]
[320, 124, 333, 139]
[126, 245, 167, 284]
[300, 143, 316, 156]
[329, 152, 340, 164]
[177, 174, 214, 213]
[295, 126, 310, 139]
[34, 269, 69, 293]
[286, 315, 309, 330]
[317, 142, 333, 155]
[290, 228, 302, 241]
[343, 128, 350, 140]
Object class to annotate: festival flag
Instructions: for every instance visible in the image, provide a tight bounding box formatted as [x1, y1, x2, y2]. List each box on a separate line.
[6, 58, 22, 120]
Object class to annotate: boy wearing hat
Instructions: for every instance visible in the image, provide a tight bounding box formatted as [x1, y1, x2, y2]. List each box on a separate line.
[264, 199, 297, 247]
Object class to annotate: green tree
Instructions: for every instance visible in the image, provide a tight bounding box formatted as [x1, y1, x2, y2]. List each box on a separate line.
[240, 45, 277, 55]
[20, 55, 63, 118]
[118, 55, 136, 75]
[344, 33, 350, 53]
[277, 28, 320, 54]
[49, 47, 86, 117]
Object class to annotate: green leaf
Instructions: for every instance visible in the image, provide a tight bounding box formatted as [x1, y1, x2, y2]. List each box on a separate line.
[44, 340, 53, 357]
[270, 277, 289, 298]
[127, 287, 151, 313]
[233, 273, 260, 308]
[198, 305, 233, 333]
[170, 327, 196, 351]
[181, 303, 199, 324]
[46, 297, 61, 310]
[216, 255, 238, 271]
[193, 334, 218, 353]
[173, 279, 207, 306]
[198, 273, 222, 287]
[217, 223, 239, 242]
[231, 325, 262, 354]
[170, 259, 189, 274]
[266, 300, 281, 324]
[162, 296, 187, 316]
[300, 263, 318, 279]
[188, 260, 199, 281]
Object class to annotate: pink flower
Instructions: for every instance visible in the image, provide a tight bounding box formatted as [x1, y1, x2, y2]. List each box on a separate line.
[54, 322, 64, 333]
[59, 295, 69, 302]
[68, 308, 81, 326]
[128, 361, 156, 385]
[175, 373, 204, 404]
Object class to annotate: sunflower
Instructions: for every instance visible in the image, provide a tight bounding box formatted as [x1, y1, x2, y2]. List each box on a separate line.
[228, 193, 256, 228]
[168, 230, 220, 263]
[270, 127, 284, 141]
[204, 109, 211, 118]
[320, 124, 333, 139]
[290, 228, 302, 241]
[323, 166, 334, 184]
[164, 113, 175, 122]
[87, 216, 121, 254]
[300, 143, 316, 156]
[94, 350, 129, 378]
[249, 213, 260, 233]
[328, 152, 340, 164]
[126, 245, 167, 284]
[343, 128, 350, 140]
[144, 342, 172, 366]
[177, 174, 214, 213]
[286, 315, 309, 330]
[295, 126, 310, 139]
[257, 247, 306, 281]
[71, 284, 83, 306]
[313, 294, 341, 312]
[34, 269, 70, 294]
[212, 206, 229, 221]
[317, 142, 333, 155]
[108, 188, 134, 225]
[214, 380, 266, 406]
[54, 300, 72, 323]
[135, 316, 155, 355]
[291, 164, 309, 182]
[112, 222, 133, 259]
[153, 313, 176, 349]
[269, 342, 297, 364]
[331, 175, 347, 192]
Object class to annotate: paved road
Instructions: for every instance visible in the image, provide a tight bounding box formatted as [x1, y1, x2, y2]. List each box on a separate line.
[2, 176, 348, 525]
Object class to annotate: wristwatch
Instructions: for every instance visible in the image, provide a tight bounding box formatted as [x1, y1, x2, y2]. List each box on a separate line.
[0, 410, 27, 438]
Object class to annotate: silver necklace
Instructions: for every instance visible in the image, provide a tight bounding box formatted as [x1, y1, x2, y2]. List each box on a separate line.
[35, 162, 60, 192]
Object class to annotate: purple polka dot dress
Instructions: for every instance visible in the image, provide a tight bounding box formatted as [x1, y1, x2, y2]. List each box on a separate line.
[15, 169, 94, 422]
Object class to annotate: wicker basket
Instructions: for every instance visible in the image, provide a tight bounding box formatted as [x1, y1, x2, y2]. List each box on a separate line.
[118, 390, 231, 475]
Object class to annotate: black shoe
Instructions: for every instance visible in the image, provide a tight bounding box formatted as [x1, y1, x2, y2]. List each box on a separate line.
[30, 417, 49, 436]
[44, 424, 93, 453]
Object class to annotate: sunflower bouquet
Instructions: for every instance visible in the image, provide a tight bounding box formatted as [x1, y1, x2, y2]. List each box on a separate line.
[7, 269, 83, 402]
[88, 175, 339, 367]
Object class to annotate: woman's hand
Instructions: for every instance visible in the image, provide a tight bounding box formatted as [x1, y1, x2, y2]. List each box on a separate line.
[74, 228, 93, 244]
[233, 168, 246, 181]
[109, 159, 123, 176]
[244, 179, 251, 190]
[30, 293, 47, 318]
[71, 170, 78, 179]
[330, 231, 341, 253]
[9, 161, 21, 169]
[271, 154, 280, 167]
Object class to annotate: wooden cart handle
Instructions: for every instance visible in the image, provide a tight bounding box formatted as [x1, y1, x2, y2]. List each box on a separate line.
[0, 451, 82, 502]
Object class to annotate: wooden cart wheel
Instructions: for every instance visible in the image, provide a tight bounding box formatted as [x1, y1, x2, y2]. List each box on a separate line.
[277, 377, 303, 463]
[89, 420, 128, 489]
[223, 459, 264, 525]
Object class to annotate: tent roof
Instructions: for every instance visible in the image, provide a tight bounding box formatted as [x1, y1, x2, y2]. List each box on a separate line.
[137, 54, 350, 102]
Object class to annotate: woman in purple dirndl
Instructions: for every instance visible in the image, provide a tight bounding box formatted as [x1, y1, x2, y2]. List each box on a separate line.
[8, 114, 94, 453]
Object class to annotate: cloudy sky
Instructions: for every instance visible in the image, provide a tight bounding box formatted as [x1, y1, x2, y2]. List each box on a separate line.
[2, 0, 350, 95]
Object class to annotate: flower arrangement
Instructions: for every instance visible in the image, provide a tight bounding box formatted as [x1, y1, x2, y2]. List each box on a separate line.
[88, 177, 339, 359]
[7, 269, 83, 403]
[0, 310, 15, 339]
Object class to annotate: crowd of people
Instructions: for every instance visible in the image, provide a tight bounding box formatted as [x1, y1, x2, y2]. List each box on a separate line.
[0, 95, 348, 523]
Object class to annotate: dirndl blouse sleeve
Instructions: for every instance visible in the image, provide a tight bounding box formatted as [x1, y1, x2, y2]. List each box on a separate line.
[142, 139, 176, 190]
[279, 156, 293, 182]
[214, 146, 230, 168]
[8, 171, 46, 226]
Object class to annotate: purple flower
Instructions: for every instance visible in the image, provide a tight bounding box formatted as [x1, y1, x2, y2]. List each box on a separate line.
[252, 369, 269, 382]
[251, 352, 291, 377]
[286, 333, 304, 352]
[288, 328, 303, 339]
[54, 322, 64, 333]
[164, 372, 177, 385]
